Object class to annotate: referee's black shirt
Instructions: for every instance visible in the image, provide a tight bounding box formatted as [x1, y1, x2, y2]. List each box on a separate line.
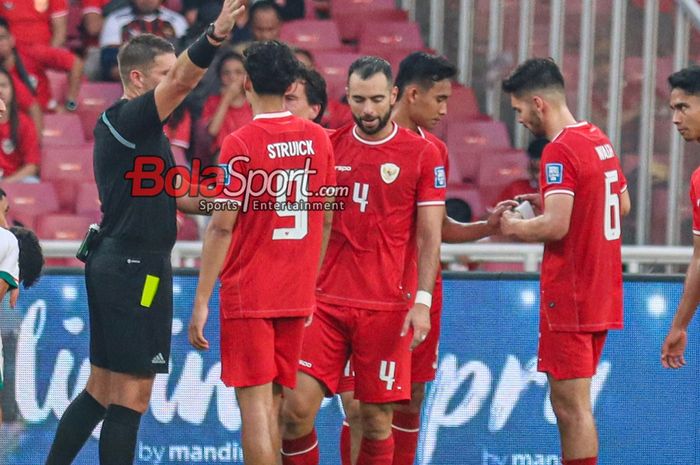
[93, 90, 177, 253]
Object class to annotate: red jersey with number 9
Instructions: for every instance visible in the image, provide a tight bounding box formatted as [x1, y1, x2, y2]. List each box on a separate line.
[539, 122, 627, 332]
[316, 122, 447, 311]
[217, 111, 335, 318]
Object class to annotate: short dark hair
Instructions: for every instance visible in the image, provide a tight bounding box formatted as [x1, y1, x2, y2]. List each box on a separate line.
[117, 33, 175, 84]
[0, 188, 6, 198]
[10, 227, 43, 289]
[668, 66, 700, 95]
[244, 40, 300, 96]
[347, 56, 392, 84]
[216, 50, 245, 78]
[446, 198, 472, 223]
[249, 0, 282, 22]
[0, 17, 10, 33]
[501, 58, 565, 97]
[298, 67, 327, 124]
[395, 52, 457, 99]
[527, 138, 548, 160]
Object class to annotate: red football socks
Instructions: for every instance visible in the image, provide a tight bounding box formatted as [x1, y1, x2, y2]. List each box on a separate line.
[562, 457, 597, 465]
[391, 411, 421, 465]
[340, 420, 352, 465]
[356, 436, 394, 465]
[281, 430, 319, 465]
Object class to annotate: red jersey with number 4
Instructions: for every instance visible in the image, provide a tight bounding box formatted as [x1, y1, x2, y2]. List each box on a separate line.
[316, 123, 447, 311]
[691, 168, 700, 236]
[217, 111, 335, 319]
[539, 122, 627, 332]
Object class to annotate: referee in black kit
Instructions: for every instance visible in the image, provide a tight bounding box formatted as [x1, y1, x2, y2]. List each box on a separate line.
[44, 2, 245, 464]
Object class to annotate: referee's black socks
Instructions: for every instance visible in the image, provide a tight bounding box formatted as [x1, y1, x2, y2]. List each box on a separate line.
[45, 390, 107, 465]
[99, 404, 142, 465]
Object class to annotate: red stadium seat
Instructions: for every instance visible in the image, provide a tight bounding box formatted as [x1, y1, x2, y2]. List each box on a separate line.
[75, 182, 101, 221]
[280, 20, 343, 51]
[77, 82, 123, 141]
[446, 182, 485, 219]
[177, 215, 199, 241]
[358, 21, 424, 57]
[331, 0, 396, 15]
[2, 182, 60, 230]
[37, 214, 95, 241]
[46, 70, 68, 104]
[43, 114, 87, 147]
[445, 84, 481, 121]
[446, 120, 511, 172]
[314, 51, 363, 101]
[41, 145, 94, 210]
[477, 149, 529, 207]
[334, 9, 408, 42]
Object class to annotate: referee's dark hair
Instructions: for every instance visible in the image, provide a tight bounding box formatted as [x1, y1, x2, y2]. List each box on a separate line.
[10, 226, 43, 289]
[668, 66, 700, 96]
[348, 56, 393, 84]
[395, 52, 457, 100]
[298, 67, 327, 124]
[243, 40, 300, 96]
[501, 58, 566, 97]
[117, 34, 175, 86]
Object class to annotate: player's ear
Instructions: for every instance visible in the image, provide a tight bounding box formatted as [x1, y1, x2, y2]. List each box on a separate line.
[129, 69, 143, 90]
[532, 95, 546, 113]
[310, 103, 321, 121]
[390, 85, 399, 105]
[243, 75, 253, 93]
[407, 86, 419, 103]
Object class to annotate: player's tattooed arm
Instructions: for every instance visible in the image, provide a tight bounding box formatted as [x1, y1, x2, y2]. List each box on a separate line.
[662, 235, 700, 369]
[500, 193, 573, 242]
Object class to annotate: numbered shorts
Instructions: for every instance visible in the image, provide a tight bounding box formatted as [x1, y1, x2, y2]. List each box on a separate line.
[336, 280, 444, 393]
[220, 316, 306, 389]
[299, 302, 412, 403]
[537, 314, 608, 380]
[86, 243, 173, 375]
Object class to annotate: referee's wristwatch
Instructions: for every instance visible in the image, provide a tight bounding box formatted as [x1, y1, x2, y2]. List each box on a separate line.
[206, 23, 227, 43]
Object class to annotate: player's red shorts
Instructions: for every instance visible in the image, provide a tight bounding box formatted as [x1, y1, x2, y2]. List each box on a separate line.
[537, 312, 608, 380]
[336, 281, 444, 393]
[299, 302, 412, 403]
[220, 316, 306, 389]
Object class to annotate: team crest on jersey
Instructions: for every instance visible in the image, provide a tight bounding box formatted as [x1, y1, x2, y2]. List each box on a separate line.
[380, 163, 400, 184]
[2, 139, 15, 155]
[545, 163, 563, 184]
[434, 166, 446, 188]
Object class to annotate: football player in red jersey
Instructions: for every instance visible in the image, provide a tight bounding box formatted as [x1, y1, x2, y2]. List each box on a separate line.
[335, 51, 516, 465]
[662, 66, 700, 369]
[280, 56, 445, 465]
[499, 58, 631, 465]
[188, 40, 336, 465]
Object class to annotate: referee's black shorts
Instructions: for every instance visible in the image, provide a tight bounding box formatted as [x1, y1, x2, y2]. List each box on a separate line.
[85, 238, 173, 375]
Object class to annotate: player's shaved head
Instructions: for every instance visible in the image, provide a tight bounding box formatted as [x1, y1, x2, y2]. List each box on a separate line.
[347, 56, 393, 87]
[501, 57, 566, 99]
[395, 52, 456, 100]
[668, 66, 700, 96]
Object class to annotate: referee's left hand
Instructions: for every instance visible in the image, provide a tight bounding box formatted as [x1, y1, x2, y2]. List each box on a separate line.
[189, 303, 210, 350]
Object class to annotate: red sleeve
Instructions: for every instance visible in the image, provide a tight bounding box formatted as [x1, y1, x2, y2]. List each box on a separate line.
[540, 142, 577, 199]
[218, 134, 249, 204]
[82, 0, 106, 14]
[201, 96, 219, 122]
[50, 0, 69, 17]
[691, 169, 700, 236]
[323, 131, 336, 188]
[12, 79, 36, 112]
[18, 114, 40, 166]
[618, 163, 628, 193]
[28, 45, 76, 71]
[168, 111, 192, 149]
[416, 142, 447, 206]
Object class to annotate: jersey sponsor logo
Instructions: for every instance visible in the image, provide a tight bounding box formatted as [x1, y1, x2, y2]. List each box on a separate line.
[335, 165, 352, 172]
[380, 163, 400, 184]
[434, 166, 447, 188]
[267, 140, 315, 159]
[545, 163, 563, 184]
[595, 144, 615, 160]
[1, 138, 14, 155]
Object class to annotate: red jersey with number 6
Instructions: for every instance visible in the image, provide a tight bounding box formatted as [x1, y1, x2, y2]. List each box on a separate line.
[217, 111, 336, 319]
[316, 122, 446, 311]
[539, 121, 627, 332]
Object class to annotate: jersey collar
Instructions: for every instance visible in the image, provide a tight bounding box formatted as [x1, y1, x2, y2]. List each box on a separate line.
[352, 121, 399, 146]
[552, 121, 588, 142]
[253, 110, 293, 120]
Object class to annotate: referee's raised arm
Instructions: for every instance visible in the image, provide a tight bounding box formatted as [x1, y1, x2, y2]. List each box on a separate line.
[153, 0, 245, 122]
